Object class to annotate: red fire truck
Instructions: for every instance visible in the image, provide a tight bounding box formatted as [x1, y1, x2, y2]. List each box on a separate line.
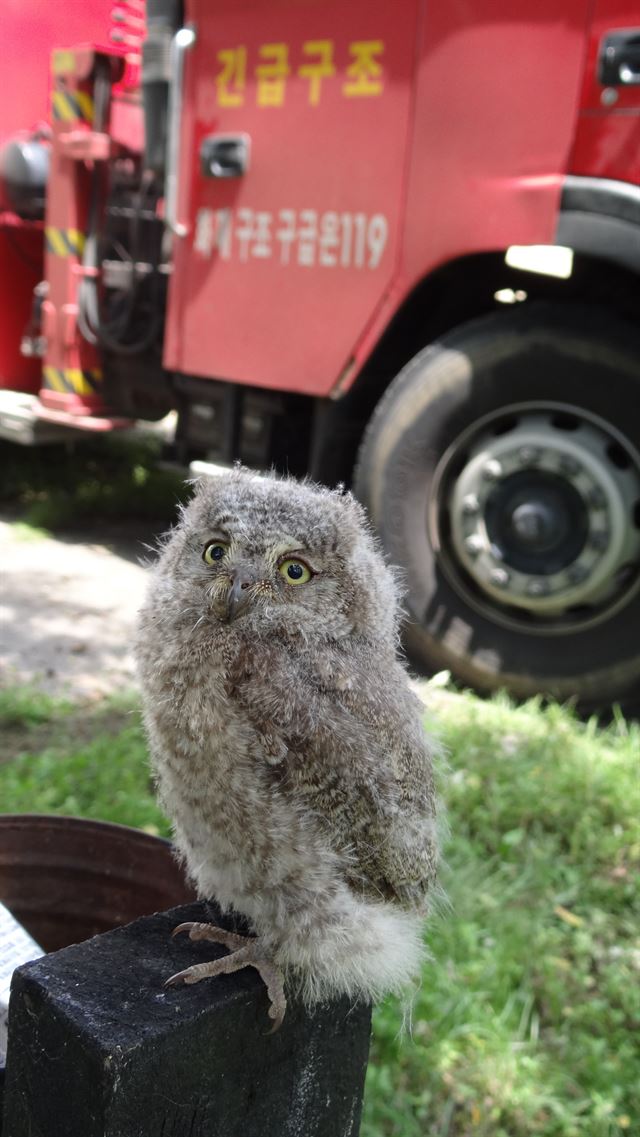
[1, 1, 639, 709]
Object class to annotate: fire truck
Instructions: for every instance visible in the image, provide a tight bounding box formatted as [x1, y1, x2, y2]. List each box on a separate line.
[1, 1, 639, 709]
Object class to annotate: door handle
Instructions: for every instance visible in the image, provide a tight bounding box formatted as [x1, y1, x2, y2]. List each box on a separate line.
[200, 134, 251, 178]
[599, 29, 640, 86]
[165, 25, 196, 237]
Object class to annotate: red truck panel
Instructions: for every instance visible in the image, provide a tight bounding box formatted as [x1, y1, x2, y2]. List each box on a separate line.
[164, 0, 420, 394]
[359, 0, 594, 372]
[0, 0, 133, 393]
[0, 226, 42, 392]
[165, 0, 592, 398]
[0, 1, 116, 144]
[401, 0, 591, 280]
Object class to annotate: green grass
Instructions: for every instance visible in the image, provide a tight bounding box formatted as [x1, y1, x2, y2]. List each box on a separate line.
[0, 692, 167, 835]
[0, 686, 638, 1136]
[0, 433, 188, 530]
[365, 694, 639, 1137]
[0, 685, 73, 728]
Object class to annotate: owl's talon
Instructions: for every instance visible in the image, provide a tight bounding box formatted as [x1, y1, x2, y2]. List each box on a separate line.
[171, 922, 194, 938]
[165, 924, 287, 1028]
[253, 959, 286, 1033]
[164, 966, 197, 987]
[170, 921, 249, 951]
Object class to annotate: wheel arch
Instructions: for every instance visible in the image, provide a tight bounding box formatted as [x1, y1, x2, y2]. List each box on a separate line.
[311, 245, 640, 486]
[557, 176, 640, 276]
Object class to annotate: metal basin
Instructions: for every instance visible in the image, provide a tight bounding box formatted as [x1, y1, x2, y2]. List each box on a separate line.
[0, 814, 196, 952]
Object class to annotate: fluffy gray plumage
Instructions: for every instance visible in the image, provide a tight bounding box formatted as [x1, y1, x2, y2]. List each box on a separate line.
[135, 469, 438, 1009]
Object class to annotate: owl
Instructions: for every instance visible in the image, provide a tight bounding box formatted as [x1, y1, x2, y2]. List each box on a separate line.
[135, 468, 438, 1029]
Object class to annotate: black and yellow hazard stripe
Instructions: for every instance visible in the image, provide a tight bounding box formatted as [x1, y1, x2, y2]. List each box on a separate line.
[43, 366, 102, 396]
[51, 87, 94, 125]
[45, 227, 86, 258]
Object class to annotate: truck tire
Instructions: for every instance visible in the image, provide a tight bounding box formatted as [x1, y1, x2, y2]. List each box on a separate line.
[353, 304, 640, 710]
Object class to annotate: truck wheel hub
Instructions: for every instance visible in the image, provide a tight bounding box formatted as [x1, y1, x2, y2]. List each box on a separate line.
[441, 407, 640, 621]
[485, 471, 588, 573]
[510, 499, 560, 549]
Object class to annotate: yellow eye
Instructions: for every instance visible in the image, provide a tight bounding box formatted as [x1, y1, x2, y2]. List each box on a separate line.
[279, 559, 312, 585]
[203, 541, 229, 565]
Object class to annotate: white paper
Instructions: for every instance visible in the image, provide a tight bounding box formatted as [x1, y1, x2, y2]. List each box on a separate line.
[0, 902, 44, 1064]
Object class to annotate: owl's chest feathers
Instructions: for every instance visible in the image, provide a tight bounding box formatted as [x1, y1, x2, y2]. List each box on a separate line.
[145, 629, 355, 903]
[145, 614, 394, 813]
[142, 627, 243, 780]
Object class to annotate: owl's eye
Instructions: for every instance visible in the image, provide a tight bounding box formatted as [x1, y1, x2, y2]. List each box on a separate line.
[279, 559, 312, 585]
[203, 541, 229, 565]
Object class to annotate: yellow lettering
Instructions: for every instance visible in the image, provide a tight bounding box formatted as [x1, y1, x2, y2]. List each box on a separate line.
[256, 43, 290, 107]
[298, 40, 336, 106]
[343, 40, 384, 97]
[216, 47, 247, 108]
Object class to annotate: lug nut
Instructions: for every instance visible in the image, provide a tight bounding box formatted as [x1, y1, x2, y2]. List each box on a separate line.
[525, 578, 550, 597]
[464, 534, 484, 556]
[518, 446, 543, 466]
[589, 530, 609, 551]
[489, 567, 510, 588]
[461, 493, 481, 516]
[587, 487, 606, 509]
[482, 459, 503, 482]
[559, 455, 581, 477]
[567, 564, 589, 584]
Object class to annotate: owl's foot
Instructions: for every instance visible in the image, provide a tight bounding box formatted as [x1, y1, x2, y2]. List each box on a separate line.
[165, 921, 287, 1032]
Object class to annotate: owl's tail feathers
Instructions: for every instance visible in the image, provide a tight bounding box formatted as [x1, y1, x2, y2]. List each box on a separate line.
[269, 897, 426, 1007]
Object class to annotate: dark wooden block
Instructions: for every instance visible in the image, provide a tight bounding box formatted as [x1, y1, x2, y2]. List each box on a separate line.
[2, 901, 371, 1137]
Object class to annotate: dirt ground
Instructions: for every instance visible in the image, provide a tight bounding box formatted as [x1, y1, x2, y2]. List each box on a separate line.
[1, 515, 438, 711]
[0, 517, 154, 699]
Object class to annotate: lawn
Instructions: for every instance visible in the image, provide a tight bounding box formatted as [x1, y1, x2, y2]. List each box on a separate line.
[0, 432, 187, 531]
[0, 685, 638, 1137]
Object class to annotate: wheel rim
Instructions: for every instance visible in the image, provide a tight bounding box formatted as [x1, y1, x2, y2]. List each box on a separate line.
[432, 402, 640, 633]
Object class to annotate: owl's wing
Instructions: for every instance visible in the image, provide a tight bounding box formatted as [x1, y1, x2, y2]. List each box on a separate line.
[234, 651, 437, 909]
[300, 700, 438, 909]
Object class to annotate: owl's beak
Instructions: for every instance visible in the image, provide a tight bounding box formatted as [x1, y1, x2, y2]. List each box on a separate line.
[226, 567, 258, 621]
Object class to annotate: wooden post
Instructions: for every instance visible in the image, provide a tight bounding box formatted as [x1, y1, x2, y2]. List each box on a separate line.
[2, 901, 371, 1137]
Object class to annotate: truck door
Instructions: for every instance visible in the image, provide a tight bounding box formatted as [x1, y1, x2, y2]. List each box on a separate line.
[570, 0, 640, 182]
[163, 0, 420, 397]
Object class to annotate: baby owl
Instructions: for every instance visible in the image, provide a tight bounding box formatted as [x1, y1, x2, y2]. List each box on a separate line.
[135, 469, 438, 1029]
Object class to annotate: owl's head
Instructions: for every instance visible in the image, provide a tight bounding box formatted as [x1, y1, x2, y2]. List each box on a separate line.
[153, 469, 401, 645]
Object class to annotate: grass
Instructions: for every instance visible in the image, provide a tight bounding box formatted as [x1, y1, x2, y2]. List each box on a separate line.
[0, 689, 166, 834]
[365, 694, 639, 1137]
[0, 432, 188, 531]
[0, 686, 638, 1136]
[0, 686, 73, 728]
